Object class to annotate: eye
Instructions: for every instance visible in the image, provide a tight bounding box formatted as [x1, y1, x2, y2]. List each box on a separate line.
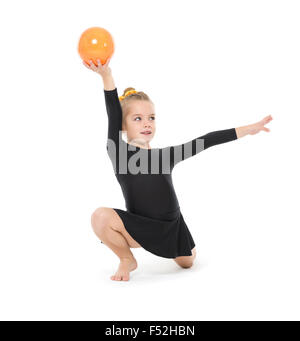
[134, 116, 141, 121]
[150, 116, 155, 120]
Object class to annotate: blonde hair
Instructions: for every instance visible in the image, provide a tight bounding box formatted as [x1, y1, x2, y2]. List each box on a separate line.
[119, 87, 153, 116]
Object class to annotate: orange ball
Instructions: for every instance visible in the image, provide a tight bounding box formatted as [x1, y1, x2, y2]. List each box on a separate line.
[78, 27, 114, 66]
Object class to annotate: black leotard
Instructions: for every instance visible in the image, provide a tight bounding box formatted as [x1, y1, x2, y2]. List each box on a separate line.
[103, 87, 237, 258]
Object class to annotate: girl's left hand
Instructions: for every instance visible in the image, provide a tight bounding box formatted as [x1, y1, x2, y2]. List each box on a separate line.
[248, 115, 273, 135]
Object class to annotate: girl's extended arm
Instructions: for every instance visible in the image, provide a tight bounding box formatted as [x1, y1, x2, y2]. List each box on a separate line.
[168, 127, 238, 170]
[168, 114, 273, 170]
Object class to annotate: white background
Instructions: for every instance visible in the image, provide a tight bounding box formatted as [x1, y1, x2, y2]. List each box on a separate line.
[0, 0, 299, 321]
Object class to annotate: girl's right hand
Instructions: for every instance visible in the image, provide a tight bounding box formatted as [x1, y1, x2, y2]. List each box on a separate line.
[82, 57, 112, 78]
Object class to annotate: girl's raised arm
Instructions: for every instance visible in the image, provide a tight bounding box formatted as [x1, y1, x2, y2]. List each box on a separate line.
[103, 86, 122, 146]
[83, 58, 121, 147]
[82, 57, 115, 90]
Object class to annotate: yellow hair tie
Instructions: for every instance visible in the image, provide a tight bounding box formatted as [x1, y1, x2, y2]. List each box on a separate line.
[119, 90, 137, 101]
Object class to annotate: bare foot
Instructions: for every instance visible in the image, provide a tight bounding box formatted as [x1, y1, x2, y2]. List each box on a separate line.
[110, 257, 138, 281]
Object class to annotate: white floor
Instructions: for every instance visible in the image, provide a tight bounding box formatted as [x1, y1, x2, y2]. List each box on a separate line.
[1, 182, 299, 321]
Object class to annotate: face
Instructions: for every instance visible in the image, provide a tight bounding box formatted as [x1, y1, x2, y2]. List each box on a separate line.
[122, 100, 156, 146]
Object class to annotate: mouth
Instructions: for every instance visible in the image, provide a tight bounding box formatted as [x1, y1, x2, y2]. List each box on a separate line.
[140, 131, 152, 135]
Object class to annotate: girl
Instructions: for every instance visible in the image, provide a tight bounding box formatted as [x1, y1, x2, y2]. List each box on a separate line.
[83, 57, 272, 282]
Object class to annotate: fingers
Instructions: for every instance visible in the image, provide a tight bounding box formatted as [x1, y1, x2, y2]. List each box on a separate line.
[259, 115, 272, 127]
[104, 57, 111, 66]
[98, 57, 111, 68]
[82, 59, 95, 70]
[82, 60, 90, 68]
[82, 57, 111, 73]
[89, 59, 98, 71]
[96, 58, 105, 70]
[263, 115, 273, 123]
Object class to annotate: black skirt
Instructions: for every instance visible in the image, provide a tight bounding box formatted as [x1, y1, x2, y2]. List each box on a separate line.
[107, 207, 196, 259]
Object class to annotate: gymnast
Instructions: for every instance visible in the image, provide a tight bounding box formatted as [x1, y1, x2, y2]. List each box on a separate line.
[83, 57, 273, 281]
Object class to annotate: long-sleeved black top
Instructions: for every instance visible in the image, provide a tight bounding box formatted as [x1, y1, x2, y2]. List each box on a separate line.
[104, 87, 237, 219]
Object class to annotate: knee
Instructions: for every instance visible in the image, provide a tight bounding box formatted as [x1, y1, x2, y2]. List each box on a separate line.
[174, 258, 194, 269]
[91, 207, 110, 235]
[175, 249, 196, 269]
[179, 260, 194, 269]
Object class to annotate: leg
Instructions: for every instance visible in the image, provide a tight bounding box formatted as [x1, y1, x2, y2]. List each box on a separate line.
[173, 247, 196, 268]
[91, 207, 141, 281]
[108, 209, 142, 249]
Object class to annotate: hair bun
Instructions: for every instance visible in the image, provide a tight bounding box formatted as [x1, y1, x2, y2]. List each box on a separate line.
[118, 87, 151, 104]
[119, 87, 138, 101]
[123, 87, 136, 95]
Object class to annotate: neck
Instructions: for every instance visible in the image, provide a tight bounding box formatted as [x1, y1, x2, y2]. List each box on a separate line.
[128, 139, 151, 149]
